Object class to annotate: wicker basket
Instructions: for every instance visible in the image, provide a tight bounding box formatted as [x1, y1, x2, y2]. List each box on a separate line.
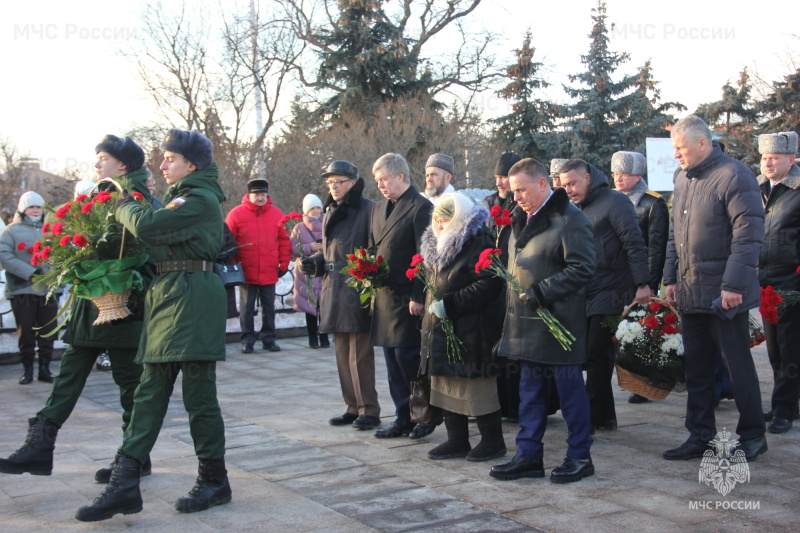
[90, 288, 133, 325]
[615, 364, 672, 401]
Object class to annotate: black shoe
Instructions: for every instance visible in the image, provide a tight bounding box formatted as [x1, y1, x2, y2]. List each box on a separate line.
[37, 364, 54, 383]
[409, 423, 437, 440]
[489, 456, 544, 480]
[0, 417, 58, 475]
[764, 409, 800, 422]
[241, 344, 254, 354]
[319, 335, 330, 348]
[329, 413, 358, 426]
[769, 417, 793, 434]
[19, 365, 33, 385]
[174, 458, 232, 513]
[374, 421, 413, 439]
[263, 341, 281, 352]
[736, 435, 768, 461]
[309, 336, 319, 349]
[427, 439, 471, 460]
[663, 440, 710, 460]
[75, 455, 142, 522]
[550, 456, 594, 484]
[628, 394, 651, 404]
[95, 455, 152, 484]
[352, 415, 380, 430]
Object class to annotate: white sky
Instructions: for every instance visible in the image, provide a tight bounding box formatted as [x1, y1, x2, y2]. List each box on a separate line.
[0, 0, 797, 177]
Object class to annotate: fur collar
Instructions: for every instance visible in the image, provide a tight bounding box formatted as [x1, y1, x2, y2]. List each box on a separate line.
[757, 163, 800, 190]
[421, 206, 488, 271]
[511, 187, 571, 249]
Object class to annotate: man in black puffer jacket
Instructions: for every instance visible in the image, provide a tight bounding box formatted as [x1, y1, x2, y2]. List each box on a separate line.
[559, 159, 650, 434]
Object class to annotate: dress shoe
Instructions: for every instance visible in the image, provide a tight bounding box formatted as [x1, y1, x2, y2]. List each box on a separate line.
[263, 341, 281, 352]
[352, 415, 380, 430]
[736, 435, 767, 461]
[768, 417, 793, 434]
[374, 421, 413, 439]
[628, 394, 651, 404]
[328, 413, 358, 426]
[663, 440, 710, 460]
[409, 423, 437, 440]
[550, 456, 594, 484]
[764, 409, 800, 422]
[241, 344, 254, 354]
[489, 456, 544, 480]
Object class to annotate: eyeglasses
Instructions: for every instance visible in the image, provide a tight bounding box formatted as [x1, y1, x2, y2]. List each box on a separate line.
[325, 178, 352, 187]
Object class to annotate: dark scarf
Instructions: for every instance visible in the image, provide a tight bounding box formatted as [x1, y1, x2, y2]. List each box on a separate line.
[323, 177, 365, 239]
[511, 187, 571, 250]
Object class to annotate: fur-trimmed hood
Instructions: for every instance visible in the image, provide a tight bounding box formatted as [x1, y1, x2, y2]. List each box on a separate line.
[421, 204, 489, 271]
[511, 187, 571, 250]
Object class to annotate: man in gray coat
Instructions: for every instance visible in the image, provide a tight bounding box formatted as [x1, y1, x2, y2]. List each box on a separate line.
[663, 115, 767, 461]
[369, 153, 435, 439]
[303, 161, 380, 430]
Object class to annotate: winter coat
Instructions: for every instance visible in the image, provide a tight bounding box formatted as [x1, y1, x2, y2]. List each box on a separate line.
[115, 162, 227, 363]
[369, 184, 433, 347]
[496, 188, 595, 364]
[576, 164, 649, 316]
[291, 214, 323, 315]
[663, 144, 764, 314]
[0, 212, 59, 298]
[420, 207, 504, 378]
[634, 191, 670, 291]
[225, 194, 290, 286]
[62, 166, 155, 349]
[309, 178, 375, 334]
[758, 164, 800, 290]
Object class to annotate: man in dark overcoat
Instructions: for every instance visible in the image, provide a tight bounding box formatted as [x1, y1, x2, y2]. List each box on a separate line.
[368, 153, 435, 439]
[490, 158, 596, 483]
[303, 160, 381, 430]
[663, 115, 767, 461]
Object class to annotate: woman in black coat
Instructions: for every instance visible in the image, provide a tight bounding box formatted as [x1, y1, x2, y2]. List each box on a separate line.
[420, 192, 505, 462]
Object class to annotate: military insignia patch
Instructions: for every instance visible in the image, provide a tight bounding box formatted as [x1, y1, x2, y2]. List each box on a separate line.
[165, 197, 187, 210]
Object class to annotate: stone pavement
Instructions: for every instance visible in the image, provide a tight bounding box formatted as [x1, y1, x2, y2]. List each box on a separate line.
[0, 338, 797, 533]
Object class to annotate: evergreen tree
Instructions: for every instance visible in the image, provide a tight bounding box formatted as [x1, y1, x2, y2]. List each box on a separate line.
[491, 31, 560, 162]
[758, 67, 800, 137]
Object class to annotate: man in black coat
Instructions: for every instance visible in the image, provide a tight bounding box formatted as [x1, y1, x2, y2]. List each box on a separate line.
[369, 153, 435, 439]
[559, 159, 650, 433]
[611, 150, 670, 404]
[663, 115, 766, 461]
[756, 131, 800, 434]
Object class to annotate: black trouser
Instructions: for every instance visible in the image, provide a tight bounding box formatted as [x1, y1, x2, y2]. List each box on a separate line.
[764, 304, 800, 420]
[239, 283, 276, 345]
[496, 357, 521, 419]
[11, 294, 58, 366]
[585, 314, 616, 426]
[683, 312, 765, 443]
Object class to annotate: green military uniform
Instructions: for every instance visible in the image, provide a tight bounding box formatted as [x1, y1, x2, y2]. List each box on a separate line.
[115, 162, 227, 463]
[37, 166, 154, 431]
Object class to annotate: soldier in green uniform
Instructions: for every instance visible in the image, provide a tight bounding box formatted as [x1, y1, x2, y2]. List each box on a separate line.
[76, 129, 230, 522]
[0, 135, 154, 482]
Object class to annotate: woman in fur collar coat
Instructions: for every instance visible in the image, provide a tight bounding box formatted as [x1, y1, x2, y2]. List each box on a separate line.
[420, 192, 505, 462]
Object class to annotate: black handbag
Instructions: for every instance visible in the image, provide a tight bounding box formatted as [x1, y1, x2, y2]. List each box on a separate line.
[214, 262, 246, 287]
[409, 374, 443, 426]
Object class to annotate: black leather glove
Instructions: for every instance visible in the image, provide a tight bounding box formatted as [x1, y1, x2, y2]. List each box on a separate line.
[278, 268, 289, 278]
[115, 189, 135, 210]
[32, 267, 44, 276]
[300, 257, 316, 277]
[519, 288, 540, 312]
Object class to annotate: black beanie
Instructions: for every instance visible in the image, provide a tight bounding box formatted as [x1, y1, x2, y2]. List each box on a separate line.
[494, 152, 522, 177]
[160, 129, 213, 170]
[95, 135, 145, 172]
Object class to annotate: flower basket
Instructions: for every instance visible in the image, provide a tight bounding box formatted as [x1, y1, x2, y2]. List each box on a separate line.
[615, 364, 672, 400]
[91, 288, 133, 325]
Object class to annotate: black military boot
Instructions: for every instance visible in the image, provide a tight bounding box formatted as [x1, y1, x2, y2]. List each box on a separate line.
[19, 363, 34, 385]
[0, 417, 58, 475]
[467, 410, 507, 462]
[175, 458, 233, 513]
[37, 359, 54, 383]
[75, 454, 142, 522]
[427, 412, 471, 459]
[95, 455, 152, 483]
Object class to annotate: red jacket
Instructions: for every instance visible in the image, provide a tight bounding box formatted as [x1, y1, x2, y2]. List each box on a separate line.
[225, 194, 290, 285]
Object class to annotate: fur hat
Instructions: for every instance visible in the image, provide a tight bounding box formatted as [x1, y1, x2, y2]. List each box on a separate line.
[302, 194, 323, 215]
[549, 158, 569, 178]
[18, 191, 45, 213]
[494, 153, 522, 177]
[95, 135, 145, 172]
[160, 129, 213, 170]
[247, 178, 269, 193]
[73, 180, 96, 198]
[611, 151, 647, 175]
[758, 131, 798, 155]
[426, 153, 455, 176]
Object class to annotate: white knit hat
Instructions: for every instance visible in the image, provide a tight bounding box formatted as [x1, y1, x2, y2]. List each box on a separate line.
[73, 180, 96, 198]
[302, 194, 323, 215]
[18, 191, 45, 213]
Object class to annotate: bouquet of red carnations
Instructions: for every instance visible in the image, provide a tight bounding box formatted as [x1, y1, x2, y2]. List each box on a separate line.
[340, 248, 389, 313]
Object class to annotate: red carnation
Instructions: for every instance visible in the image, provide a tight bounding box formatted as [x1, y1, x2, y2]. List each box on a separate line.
[663, 313, 678, 325]
[411, 254, 424, 267]
[16, 242, 26, 251]
[649, 302, 660, 312]
[33, 241, 42, 253]
[81, 202, 94, 214]
[348, 254, 356, 261]
[406, 268, 419, 280]
[42, 222, 50, 233]
[30, 254, 42, 266]
[358, 248, 366, 256]
[132, 191, 144, 201]
[645, 316, 659, 331]
[357, 259, 369, 271]
[376, 255, 384, 264]
[26, 246, 34, 254]
[490, 205, 502, 217]
[796, 266, 800, 273]
[51, 222, 64, 236]
[662, 324, 678, 335]
[72, 234, 88, 247]
[353, 270, 365, 281]
[495, 216, 512, 226]
[59, 235, 71, 246]
[55, 203, 72, 219]
[75, 194, 89, 202]
[96, 194, 111, 204]
[40, 246, 51, 260]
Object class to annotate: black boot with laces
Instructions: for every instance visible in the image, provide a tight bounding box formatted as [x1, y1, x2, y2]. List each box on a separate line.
[0, 417, 58, 475]
[75, 454, 142, 522]
[175, 458, 232, 513]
